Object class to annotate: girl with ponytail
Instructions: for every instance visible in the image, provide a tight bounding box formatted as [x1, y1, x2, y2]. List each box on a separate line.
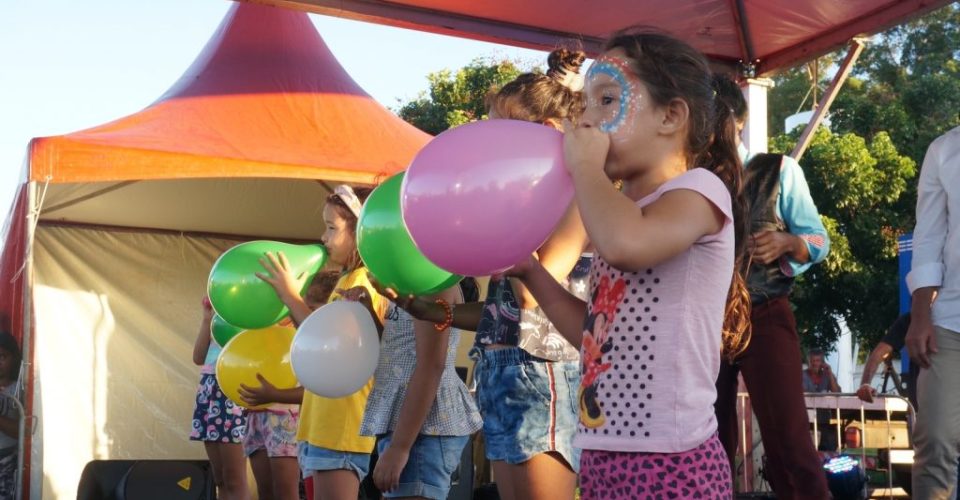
[511, 30, 749, 498]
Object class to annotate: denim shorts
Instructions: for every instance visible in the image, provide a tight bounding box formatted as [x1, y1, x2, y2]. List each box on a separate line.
[297, 442, 371, 482]
[376, 433, 470, 499]
[473, 347, 581, 471]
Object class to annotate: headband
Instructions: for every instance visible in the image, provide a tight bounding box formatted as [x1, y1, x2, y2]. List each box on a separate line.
[334, 185, 362, 218]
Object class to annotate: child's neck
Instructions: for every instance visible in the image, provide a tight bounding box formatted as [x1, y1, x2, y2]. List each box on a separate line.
[621, 158, 689, 201]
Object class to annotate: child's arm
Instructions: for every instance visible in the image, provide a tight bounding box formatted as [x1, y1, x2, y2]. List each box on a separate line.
[373, 285, 460, 493]
[564, 127, 725, 272]
[513, 257, 587, 348]
[239, 374, 305, 406]
[256, 251, 314, 325]
[513, 201, 588, 309]
[191, 298, 214, 366]
[367, 276, 485, 331]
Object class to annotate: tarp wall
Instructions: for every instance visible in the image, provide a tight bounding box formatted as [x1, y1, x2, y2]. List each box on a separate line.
[32, 224, 241, 499]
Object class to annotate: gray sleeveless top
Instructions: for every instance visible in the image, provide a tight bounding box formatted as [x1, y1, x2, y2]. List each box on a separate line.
[360, 304, 483, 436]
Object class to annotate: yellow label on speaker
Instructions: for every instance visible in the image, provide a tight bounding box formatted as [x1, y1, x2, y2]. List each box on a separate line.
[177, 477, 192, 491]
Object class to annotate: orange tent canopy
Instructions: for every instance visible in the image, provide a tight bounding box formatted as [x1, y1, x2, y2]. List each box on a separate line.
[28, 2, 430, 185]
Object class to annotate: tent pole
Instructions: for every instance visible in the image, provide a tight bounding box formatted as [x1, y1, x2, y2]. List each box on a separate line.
[17, 180, 38, 500]
[789, 39, 865, 161]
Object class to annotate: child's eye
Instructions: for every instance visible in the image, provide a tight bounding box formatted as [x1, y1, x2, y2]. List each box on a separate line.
[601, 95, 615, 105]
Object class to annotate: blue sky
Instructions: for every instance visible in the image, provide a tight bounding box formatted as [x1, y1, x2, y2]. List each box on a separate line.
[0, 0, 547, 215]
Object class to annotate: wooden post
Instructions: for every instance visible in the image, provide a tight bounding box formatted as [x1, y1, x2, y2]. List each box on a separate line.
[790, 39, 865, 161]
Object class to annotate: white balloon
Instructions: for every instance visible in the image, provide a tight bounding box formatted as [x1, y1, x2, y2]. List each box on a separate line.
[291, 301, 380, 398]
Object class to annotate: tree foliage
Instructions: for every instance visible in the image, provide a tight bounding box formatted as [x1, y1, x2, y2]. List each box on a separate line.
[767, 4, 958, 349]
[396, 57, 526, 134]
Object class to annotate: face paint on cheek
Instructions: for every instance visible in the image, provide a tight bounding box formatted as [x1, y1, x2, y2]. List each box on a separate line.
[586, 56, 644, 135]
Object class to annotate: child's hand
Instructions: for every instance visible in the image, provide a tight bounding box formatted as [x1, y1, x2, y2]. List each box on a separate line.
[563, 119, 610, 177]
[365, 274, 437, 322]
[373, 445, 410, 493]
[256, 251, 307, 301]
[337, 286, 376, 313]
[856, 384, 876, 403]
[201, 296, 214, 319]
[238, 373, 279, 407]
[494, 254, 541, 281]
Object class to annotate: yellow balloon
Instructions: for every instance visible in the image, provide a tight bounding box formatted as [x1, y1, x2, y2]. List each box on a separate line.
[216, 325, 297, 409]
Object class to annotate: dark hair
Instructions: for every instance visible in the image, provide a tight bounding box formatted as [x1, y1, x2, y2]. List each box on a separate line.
[326, 186, 372, 272]
[605, 30, 751, 360]
[305, 270, 342, 306]
[0, 332, 22, 381]
[808, 348, 826, 358]
[485, 47, 586, 124]
[459, 277, 480, 303]
[713, 74, 748, 124]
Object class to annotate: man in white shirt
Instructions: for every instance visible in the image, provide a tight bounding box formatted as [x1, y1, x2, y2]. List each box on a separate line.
[906, 125, 960, 499]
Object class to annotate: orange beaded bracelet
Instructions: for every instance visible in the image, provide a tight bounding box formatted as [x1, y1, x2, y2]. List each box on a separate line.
[434, 299, 453, 331]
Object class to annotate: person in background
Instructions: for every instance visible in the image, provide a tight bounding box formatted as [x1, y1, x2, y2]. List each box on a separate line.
[250, 186, 389, 500]
[0, 332, 21, 498]
[712, 72, 832, 498]
[803, 347, 841, 452]
[905, 125, 960, 499]
[856, 313, 915, 407]
[802, 348, 841, 393]
[390, 48, 590, 500]
[190, 296, 249, 500]
[239, 271, 341, 500]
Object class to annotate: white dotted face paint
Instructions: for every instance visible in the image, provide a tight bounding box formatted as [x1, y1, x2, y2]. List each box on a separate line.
[585, 55, 645, 135]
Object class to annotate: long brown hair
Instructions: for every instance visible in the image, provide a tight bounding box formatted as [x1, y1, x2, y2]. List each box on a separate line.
[485, 47, 586, 123]
[326, 187, 372, 273]
[605, 30, 751, 360]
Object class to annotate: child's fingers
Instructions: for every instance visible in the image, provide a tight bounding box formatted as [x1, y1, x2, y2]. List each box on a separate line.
[278, 251, 291, 270]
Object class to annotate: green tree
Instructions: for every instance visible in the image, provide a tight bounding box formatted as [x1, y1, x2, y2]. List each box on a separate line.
[396, 57, 526, 134]
[769, 129, 915, 351]
[762, 4, 958, 350]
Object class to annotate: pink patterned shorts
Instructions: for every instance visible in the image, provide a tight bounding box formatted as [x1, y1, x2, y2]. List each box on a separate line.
[243, 406, 300, 458]
[580, 433, 732, 499]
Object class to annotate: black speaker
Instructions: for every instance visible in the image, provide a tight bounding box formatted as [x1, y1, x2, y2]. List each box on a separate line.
[77, 460, 214, 500]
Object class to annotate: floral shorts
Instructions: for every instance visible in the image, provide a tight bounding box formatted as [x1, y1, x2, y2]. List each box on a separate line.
[189, 373, 247, 444]
[244, 407, 300, 457]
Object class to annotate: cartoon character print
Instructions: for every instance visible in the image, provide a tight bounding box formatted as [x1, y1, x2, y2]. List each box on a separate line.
[579, 275, 627, 428]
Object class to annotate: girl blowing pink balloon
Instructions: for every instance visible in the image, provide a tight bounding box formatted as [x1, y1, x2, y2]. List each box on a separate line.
[511, 31, 751, 499]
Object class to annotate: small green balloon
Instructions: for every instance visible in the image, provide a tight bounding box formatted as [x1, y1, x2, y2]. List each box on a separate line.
[208, 241, 327, 329]
[357, 172, 462, 296]
[211, 314, 244, 347]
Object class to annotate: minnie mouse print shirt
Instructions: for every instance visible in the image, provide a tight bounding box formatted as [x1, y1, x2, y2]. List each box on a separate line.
[575, 168, 734, 453]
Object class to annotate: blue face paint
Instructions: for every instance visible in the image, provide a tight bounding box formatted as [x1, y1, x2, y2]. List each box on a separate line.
[586, 60, 632, 133]
[586, 57, 640, 134]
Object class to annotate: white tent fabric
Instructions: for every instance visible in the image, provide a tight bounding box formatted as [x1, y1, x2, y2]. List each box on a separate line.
[33, 224, 239, 499]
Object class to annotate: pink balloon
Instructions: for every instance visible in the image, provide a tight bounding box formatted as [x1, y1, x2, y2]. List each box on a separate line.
[401, 119, 574, 276]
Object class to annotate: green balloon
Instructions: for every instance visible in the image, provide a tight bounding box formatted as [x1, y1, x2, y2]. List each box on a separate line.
[357, 172, 462, 296]
[207, 241, 327, 329]
[211, 314, 244, 347]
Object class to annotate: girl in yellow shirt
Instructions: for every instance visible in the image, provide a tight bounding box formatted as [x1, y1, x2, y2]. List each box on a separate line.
[246, 185, 388, 500]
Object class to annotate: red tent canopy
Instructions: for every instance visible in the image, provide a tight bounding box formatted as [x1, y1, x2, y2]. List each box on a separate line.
[28, 2, 429, 185]
[250, 0, 951, 75]
[2, 7, 435, 497]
